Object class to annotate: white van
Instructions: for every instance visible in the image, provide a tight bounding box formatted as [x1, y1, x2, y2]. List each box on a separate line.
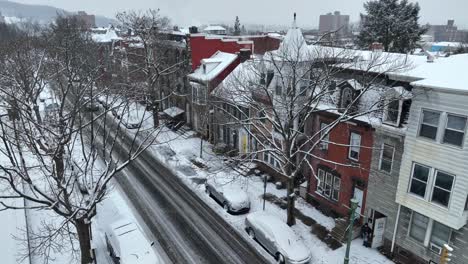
[105, 219, 160, 264]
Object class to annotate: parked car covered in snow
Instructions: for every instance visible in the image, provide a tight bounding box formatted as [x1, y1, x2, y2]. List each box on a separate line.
[245, 212, 311, 264]
[205, 177, 250, 214]
[105, 219, 161, 264]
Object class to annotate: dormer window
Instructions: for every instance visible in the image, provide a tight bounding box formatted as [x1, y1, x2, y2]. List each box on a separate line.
[383, 87, 412, 127]
[340, 87, 354, 110]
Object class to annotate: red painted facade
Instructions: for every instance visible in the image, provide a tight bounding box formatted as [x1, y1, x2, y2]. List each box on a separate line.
[189, 34, 281, 70]
[306, 112, 374, 218]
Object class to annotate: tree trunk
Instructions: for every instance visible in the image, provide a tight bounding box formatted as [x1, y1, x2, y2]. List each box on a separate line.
[152, 102, 159, 127]
[76, 220, 93, 264]
[286, 177, 296, 226]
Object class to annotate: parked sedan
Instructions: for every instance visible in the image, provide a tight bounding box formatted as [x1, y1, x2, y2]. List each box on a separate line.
[205, 177, 250, 214]
[245, 212, 311, 264]
[105, 218, 161, 264]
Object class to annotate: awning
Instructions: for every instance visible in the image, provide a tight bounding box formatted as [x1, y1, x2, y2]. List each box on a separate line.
[164, 106, 185, 118]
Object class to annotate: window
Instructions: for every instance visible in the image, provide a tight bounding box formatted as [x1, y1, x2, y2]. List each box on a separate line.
[379, 143, 395, 173]
[317, 169, 325, 193]
[316, 169, 340, 201]
[324, 172, 333, 197]
[340, 87, 354, 110]
[332, 177, 341, 201]
[430, 221, 451, 248]
[409, 212, 429, 243]
[299, 80, 308, 96]
[384, 98, 401, 125]
[443, 114, 467, 147]
[257, 110, 266, 123]
[275, 85, 282, 96]
[465, 196, 468, 211]
[348, 132, 361, 161]
[431, 171, 454, 207]
[419, 110, 440, 140]
[320, 122, 330, 150]
[409, 163, 430, 198]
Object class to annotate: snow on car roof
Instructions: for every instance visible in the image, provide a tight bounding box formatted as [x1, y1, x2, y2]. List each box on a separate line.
[110, 219, 159, 264]
[247, 212, 310, 260]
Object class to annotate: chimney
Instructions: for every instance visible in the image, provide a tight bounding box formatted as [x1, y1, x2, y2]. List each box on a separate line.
[334, 11, 341, 16]
[239, 48, 252, 62]
[447, 19, 455, 27]
[189, 26, 198, 34]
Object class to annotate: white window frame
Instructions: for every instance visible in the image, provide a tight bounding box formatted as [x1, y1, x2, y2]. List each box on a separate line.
[418, 109, 441, 141]
[317, 169, 325, 194]
[442, 113, 467, 147]
[319, 122, 330, 151]
[382, 97, 402, 127]
[379, 143, 395, 173]
[408, 163, 431, 199]
[316, 169, 340, 201]
[348, 132, 361, 161]
[430, 170, 455, 208]
[408, 211, 452, 252]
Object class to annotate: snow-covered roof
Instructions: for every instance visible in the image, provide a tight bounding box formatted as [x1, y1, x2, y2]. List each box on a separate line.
[269, 18, 309, 61]
[188, 51, 238, 82]
[402, 53, 468, 92]
[91, 26, 122, 43]
[212, 59, 261, 106]
[203, 25, 227, 32]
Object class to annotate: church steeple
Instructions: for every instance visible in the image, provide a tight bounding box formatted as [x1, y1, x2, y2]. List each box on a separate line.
[293, 12, 297, 28]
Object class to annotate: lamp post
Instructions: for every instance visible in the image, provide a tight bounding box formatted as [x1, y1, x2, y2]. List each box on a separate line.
[262, 175, 267, 211]
[344, 198, 359, 264]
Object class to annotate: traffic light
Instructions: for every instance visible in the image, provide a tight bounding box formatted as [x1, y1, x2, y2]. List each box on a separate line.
[439, 244, 453, 264]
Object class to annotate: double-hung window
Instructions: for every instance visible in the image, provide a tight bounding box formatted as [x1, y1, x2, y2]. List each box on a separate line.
[431, 171, 454, 207]
[409, 211, 451, 252]
[379, 143, 395, 173]
[443, 114, 467, 147]
[324, 173, 333, 197]
[317, 169, 325, 193]
[430, 221, 451, 249]
[409, 163, 455, 208]
[409, 212, 429, 243]
[316, 169, 340, 201]
[409, 163, 430, 198]
[348, 132, 361, 161]
[320, 122, 330, 150]
[419, 110, 440, 140]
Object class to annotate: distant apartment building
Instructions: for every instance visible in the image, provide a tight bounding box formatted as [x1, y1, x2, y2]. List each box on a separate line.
[427, 20, 468, 43]
[73, 11, 96, 29]
[319, 11, 349, 36]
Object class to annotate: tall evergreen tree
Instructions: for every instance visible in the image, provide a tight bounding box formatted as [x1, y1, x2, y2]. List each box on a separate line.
[358, 0, 426, 53]
[234, 16, 241, 36]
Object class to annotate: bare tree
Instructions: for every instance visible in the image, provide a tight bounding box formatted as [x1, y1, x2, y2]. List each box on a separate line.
[0, 16, 160, 264]
[116, 9, 187, 127]
[211, 28, 411, 226]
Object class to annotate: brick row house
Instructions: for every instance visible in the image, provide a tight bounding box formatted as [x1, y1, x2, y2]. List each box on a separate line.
[186, 17, 468, 264]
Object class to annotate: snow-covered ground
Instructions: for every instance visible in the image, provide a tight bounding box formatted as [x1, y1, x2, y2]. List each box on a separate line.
[146, 127, 394, 264]
[0, 196, 28, 264]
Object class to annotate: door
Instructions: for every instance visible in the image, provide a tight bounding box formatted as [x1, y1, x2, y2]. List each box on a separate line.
[372, 216, 387, 248]
[353, 188, 364, 220]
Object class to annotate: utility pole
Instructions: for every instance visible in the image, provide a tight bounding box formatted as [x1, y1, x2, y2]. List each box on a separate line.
[344, 198, 359, 264]
[263, 175, 267, 211]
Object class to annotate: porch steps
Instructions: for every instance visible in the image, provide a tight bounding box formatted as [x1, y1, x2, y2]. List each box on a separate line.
[330, 217, 361, 243]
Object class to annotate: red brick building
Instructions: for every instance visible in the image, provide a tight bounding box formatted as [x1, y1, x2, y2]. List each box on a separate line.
[305, 81, 375, 219]
[189, 34, 281, 70]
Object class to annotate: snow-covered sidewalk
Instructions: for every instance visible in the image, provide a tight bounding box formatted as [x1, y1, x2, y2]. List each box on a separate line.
[146, 127, 394, 264]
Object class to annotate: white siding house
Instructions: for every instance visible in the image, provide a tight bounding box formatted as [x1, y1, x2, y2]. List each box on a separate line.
[396, 87, 468, 230]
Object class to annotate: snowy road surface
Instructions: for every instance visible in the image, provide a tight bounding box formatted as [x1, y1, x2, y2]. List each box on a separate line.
[113, 146, 270, 264]
[98, 122, 270, 263]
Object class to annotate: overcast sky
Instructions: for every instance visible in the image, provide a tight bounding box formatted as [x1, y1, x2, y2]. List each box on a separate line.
[14, 0, 468, 28]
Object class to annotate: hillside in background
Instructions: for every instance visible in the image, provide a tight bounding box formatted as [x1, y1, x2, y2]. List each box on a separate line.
[0, 0, 116, 26]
